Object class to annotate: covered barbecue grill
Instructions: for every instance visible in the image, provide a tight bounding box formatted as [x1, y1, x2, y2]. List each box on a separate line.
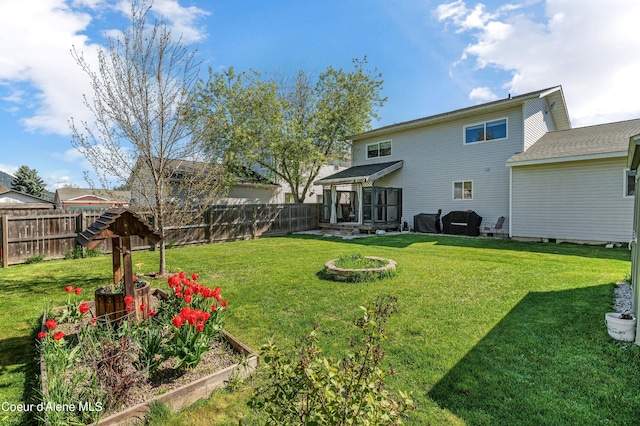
[442, 210, 482, 236]
[413, 209, 442, 233]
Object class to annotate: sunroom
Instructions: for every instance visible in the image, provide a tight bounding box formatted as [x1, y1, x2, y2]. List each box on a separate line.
[314, 161, 403, 231]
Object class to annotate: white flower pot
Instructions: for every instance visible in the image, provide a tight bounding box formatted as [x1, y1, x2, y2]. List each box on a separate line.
[605, 313, 636, 341]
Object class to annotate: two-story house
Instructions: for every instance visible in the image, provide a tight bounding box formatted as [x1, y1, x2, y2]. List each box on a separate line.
[316, 85, 640, 243]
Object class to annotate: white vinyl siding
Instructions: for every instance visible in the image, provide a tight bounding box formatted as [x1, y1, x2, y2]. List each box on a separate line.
[352, 106, 525, 226]
[523, 97, 556, 151]
[511, 158, 633, 243]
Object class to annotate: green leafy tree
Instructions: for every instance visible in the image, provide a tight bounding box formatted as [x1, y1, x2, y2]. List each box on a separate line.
[194, 58, 386, 203]
[11, 165, 47, 198]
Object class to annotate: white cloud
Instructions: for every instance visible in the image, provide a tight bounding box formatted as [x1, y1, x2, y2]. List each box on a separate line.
[0, 164, 18, 176]
[0, 0, 209, 136]
[435, 0, 640, 126]
[469, 86, 498, 103]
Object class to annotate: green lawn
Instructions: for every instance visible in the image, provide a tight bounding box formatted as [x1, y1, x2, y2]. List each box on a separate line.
[0, 234, 637, 425]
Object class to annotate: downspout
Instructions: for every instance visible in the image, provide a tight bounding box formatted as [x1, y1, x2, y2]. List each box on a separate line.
[634, 170, 640, 345]
[508, 166, 513, 238]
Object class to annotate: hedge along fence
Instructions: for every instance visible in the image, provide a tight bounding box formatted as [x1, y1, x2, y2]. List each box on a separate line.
[0, 204, 320, 267]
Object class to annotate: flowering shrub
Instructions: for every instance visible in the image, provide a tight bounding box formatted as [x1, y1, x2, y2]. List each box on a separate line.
[37, 270, 230, 424]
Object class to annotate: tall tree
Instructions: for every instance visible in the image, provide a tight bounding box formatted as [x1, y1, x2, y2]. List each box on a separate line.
[194, 58, 386, 203]
[70, 0, 228, 275]
[11, 165, 47, 198]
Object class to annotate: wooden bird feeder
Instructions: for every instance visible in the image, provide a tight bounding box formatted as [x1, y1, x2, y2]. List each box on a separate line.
[78, 209, 162, 322]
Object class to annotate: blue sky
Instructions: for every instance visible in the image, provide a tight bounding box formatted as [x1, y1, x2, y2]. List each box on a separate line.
[1, 0, 640, 190]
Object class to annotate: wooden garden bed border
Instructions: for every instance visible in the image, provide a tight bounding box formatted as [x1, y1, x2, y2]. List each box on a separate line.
[39, 289, 259, 426]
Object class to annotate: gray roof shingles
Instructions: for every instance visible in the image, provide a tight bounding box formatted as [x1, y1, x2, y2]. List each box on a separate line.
[507, 118, 640, 164]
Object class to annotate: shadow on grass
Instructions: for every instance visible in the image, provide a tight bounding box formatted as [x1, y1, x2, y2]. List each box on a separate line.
[285, 233, 631, 261]
[429, 283, 640, 425]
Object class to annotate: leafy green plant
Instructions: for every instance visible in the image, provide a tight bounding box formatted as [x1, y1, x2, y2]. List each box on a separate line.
[251, 295, 415, 425]
[131, 321, 166, 376]
[145, 400, 174, 424]
[334, 253, 387, 269]
[26, 254, 44, 264]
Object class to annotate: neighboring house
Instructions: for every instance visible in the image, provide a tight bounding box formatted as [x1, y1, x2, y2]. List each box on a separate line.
[316, 85, 639, 243]
[277, 163, 349, 204]
[130, 158, 280, 206]
[0, 189, 54, 210]
[54, 188, 131, 210]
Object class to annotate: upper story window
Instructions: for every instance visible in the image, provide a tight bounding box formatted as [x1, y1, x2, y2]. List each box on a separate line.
[464, 118, 507, 144]
[367, 140, 392, 159]
[625, 170, 636, 197]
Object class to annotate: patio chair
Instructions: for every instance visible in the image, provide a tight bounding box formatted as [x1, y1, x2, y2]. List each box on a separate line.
[483, 216, 506, 238]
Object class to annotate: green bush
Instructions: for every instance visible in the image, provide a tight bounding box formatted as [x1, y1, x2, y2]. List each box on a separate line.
[251, 295, 415, 425]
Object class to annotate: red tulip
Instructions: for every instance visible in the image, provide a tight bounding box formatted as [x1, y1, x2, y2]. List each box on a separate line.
[65, 286, 73, 293]
[74, 287, 82, 295]
[37, 331, 47, 339]
[78, 302, 89, 314]
[53, 331, 65, 340]
[45, 319, 57, 330]
[172, 315, 184, 328]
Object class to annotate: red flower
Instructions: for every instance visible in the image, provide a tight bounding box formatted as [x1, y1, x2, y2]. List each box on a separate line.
[179, 271, 186, 279]
[125, 304, 133, 312]
[90, 317, 97, 323]
[74, 287, 82, 295]
[184, 294, 192, 304]
[172, 315, 184, 328]
[45, 319, 57, 330]
[191, 273, 199, 281]
[148, 310, 156, 317]
[196, 321, 205, 332]
[139, 304, 146, 311]
[211, 305, 217, 312]
[37, 331, 47, 339]
[78, 302, 89, 314]
[124, 295, 133, 304]
[221, 300, 228, 308]
[65, 286, 73, 293]
[53, 331, 65, 340]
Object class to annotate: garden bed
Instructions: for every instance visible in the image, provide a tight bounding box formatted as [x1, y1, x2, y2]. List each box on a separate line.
[38, 286, 258, 426]
[323, 255, 397, 282]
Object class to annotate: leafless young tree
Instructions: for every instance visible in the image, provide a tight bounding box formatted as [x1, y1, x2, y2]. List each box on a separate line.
[70, 0, 228, 274]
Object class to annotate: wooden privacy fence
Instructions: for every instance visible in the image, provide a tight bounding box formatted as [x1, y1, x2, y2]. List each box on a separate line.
[0, 204, 319, 267]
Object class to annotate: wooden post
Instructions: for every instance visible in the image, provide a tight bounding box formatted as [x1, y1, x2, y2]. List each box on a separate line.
[122, 235, 134, 298]
[112, 237, 122, 285]
[1, 215, 8, 268]
[208, 207, 214, 244]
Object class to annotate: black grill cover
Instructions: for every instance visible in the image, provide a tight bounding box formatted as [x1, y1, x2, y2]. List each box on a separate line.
[414, 210, 442, 233]
[442, 210, 482, 236]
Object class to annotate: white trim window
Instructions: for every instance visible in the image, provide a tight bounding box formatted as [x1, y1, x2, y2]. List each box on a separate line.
[453, 181, 473, 200]
[367, 140, 392, 159]
[464, 118, 507, 144]
[625, 169, 636, 197]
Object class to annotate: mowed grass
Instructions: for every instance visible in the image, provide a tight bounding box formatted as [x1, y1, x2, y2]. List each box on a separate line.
[0, 233, 637, 425]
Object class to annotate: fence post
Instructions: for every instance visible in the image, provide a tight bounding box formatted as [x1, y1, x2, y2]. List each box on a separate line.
[252, 205, 257, 239]
[1, 215, 9, 268]
[208, 207, 214, 244]
[78, 211, 87, 258]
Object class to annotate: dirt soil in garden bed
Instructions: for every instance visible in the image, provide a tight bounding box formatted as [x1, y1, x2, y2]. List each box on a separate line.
[112, 339, 242, 414]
